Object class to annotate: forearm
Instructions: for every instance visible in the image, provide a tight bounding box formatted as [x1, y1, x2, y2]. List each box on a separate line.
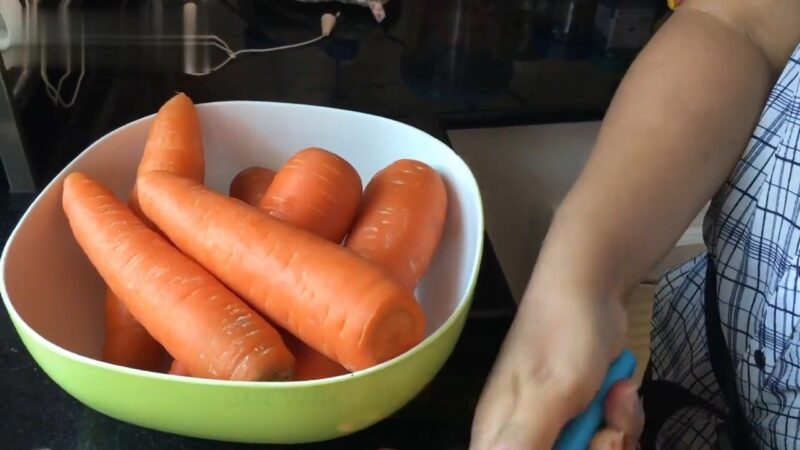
[526, 6, 783, 304]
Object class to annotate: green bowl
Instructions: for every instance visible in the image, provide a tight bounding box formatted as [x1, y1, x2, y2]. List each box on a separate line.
[0, 101, 484, 444]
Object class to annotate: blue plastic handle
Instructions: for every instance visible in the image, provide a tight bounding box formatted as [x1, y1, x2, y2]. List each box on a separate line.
[554, 350, 638, 450]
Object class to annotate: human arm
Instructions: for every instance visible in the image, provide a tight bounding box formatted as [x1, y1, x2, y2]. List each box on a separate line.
[470, 1, 800, 449]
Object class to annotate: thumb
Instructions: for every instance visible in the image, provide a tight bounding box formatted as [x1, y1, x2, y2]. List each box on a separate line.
[589, 429, 625, 450]
[603, 380, 644, 449]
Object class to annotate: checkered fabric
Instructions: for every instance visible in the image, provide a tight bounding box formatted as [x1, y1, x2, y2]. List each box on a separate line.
[650, 44, 800, 448]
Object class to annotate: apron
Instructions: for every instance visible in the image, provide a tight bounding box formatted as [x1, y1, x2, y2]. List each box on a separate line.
[638, 42, 800, 449]
[640, 255, 759, 449]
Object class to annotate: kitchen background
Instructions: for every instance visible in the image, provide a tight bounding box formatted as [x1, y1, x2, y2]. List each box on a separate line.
[0, 1, 703, 448]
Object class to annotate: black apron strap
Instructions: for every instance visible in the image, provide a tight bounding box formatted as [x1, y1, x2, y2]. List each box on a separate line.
[639, 255, 759, 449]
[703, 256, 759, 448]
[640, 375, 724, 449]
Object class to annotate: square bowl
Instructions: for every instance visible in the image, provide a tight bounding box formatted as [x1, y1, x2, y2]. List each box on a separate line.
[0, 101, 484, 444]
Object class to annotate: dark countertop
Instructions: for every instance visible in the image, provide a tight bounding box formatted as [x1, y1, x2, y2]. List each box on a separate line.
[0, 1, 659, 448]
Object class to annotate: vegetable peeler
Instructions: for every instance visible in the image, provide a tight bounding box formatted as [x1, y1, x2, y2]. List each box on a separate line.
[554, 350, 638, 450]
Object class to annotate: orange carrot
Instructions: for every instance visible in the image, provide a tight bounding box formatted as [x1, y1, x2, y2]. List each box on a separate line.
[108, 300, 174, 370]
[229, 167, 276, 206]
[168, 360, 192, 377]
[63, 172, 294, 381]
[138, 93, 204, 181]
[128, 92, 205, 222]
[345, 160, 447, 290]
[259, 147, 362, 243]
[138, 171, 426, 372]
[282, 332, 348, 381]
[231, 168, 347, 380]
[103, 93, 206, 372]
[102, 289, 167, 371]
[103, 93, 205, 371]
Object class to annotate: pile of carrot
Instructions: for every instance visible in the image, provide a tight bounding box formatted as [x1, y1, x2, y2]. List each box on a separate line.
[61, 93, 449, 382]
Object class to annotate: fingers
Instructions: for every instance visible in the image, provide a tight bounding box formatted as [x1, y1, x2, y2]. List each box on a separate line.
[470, 291, 628, 450]
[472, 360, 602, 450]
[590, 429, 625, 450]
[487, 378, 569, 449]
[475, 380, 645, 450]
[470, 369, 517, 450]
[603, 380, 645, 450]
[470, 330, 590, 449]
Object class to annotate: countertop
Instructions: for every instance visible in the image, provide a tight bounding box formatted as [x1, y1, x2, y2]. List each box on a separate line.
[449, 121, 706, 382]
[448, 121, 707, 301]
[0, 1, 662, 448]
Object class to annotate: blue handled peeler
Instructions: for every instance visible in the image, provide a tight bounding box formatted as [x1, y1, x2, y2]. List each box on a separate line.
[554, 349, 638, 450]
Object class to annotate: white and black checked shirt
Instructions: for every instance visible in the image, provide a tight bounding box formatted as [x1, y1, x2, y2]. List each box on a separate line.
[650, 43, 800, 449]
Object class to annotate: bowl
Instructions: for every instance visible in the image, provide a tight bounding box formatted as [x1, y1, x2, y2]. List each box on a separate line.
[0, 101, 484, 444]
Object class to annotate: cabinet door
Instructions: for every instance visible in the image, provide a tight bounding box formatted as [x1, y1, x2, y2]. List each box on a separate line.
[645, 243, 706, 283]
[645, 203, 708, 283]
[623, 283, 656, 383]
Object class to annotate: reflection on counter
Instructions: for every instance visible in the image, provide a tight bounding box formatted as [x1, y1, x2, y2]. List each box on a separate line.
[400, 0, 519, 101]
[0, 0, 669, 193]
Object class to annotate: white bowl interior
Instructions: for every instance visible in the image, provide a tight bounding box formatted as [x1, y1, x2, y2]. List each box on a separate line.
[1, 102, 484, 362]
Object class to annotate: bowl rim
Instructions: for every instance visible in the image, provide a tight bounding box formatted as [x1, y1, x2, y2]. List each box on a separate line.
[0, 100, 486, 388]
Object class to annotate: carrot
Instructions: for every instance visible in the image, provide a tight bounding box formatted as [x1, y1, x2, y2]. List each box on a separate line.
[259, 147, 362, 243]
[168, 360, 192, 377]
[345, 160, 447, 290]
[138, 171, 426, 372]
[63, 172, 294, 381]
[103, 93, 206, 371]
[102, 289, 167, 371]
[282, 331, 348, 381]
[104, 93, 206, 372]
[230, 167, 347, 380]
[128, 92, 205, 222]
[229, 167, 276, 206]
[138, 93, 204, 181]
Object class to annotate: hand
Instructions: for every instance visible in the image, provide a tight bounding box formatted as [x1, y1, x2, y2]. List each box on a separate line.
[589, 379, 645, 450]
[470, 289, 643, 450]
